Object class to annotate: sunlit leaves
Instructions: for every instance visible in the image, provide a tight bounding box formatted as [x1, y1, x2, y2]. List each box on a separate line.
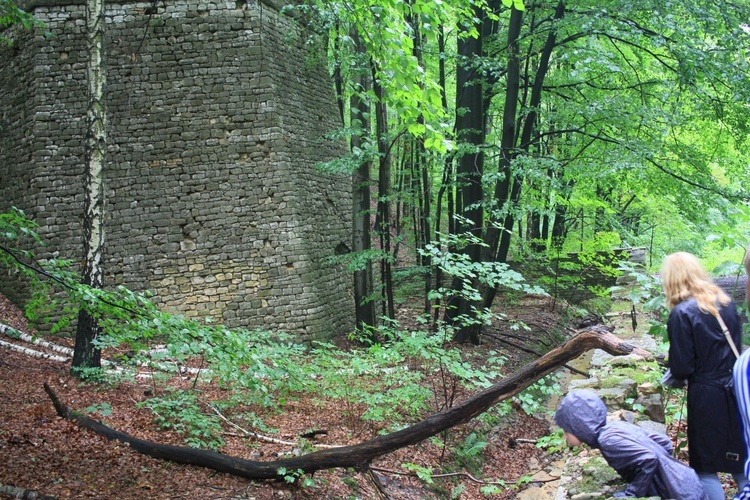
[0, 0, 39, 44]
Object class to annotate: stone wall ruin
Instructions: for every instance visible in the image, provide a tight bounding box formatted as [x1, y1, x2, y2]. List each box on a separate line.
[0, 0, 354, 341]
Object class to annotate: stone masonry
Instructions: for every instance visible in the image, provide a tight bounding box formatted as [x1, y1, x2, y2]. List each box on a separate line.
[0, 0, 354, 341]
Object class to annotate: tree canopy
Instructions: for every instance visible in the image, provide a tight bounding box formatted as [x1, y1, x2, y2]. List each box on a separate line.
[294, 0, 750, 337]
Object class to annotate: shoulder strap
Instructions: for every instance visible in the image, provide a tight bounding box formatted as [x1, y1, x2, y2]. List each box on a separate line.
[715, 312, 741, 359]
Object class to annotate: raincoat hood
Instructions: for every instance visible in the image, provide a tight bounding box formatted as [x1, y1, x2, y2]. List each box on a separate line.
[554, 389, 606, 448]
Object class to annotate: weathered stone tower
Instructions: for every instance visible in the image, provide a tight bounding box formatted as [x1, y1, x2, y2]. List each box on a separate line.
[0, 0, 354, 341]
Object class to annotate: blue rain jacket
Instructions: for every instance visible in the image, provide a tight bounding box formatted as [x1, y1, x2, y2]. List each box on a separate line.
[555, 389, 707, 499]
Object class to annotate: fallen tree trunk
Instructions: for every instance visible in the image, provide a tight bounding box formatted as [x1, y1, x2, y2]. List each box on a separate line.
[44, 325, 650, 480]
[0, 483, 55, 500]
[0, 339, 70, 362]
[1, 322, 75, 357]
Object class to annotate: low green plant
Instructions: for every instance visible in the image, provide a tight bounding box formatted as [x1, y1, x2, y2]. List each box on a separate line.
[515, 374, 562, 415]
[70, 366, 107, 383]
[276, 467, 316, 488]
[450, 483, 466, 499]
[139, 390, 224, 450]
[480, 483, 504, 495]
[83, 402, 112, 417]
[535, 427, 565, 454]
[402, 462, 434, 485]
[309, 321, 507, 432]
[452, 432, 488, 474]
[625, 397, 646, 413]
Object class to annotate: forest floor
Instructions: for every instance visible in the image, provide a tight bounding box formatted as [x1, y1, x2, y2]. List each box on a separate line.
[0, 291, 586, 500]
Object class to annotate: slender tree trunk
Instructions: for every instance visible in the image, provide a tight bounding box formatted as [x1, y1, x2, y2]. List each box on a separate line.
[482, 7, 523, 267]
[551, 177, 574, 250]
[372, 63, 395, 320]
[350, 31, 376, 333]
[409, 16, 433, 316]
[540, 166, 552, 246]
[72, 0, 107, 375]
[432, 25, 451, 326]
[482, 1, 565, 311]
[331, 21, 345, 126]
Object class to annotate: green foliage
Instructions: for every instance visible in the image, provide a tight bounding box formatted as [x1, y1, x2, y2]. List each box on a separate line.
[276, 467, 316, 488]
[393, 265, 429, 302]
[83, 402, 112, 417]
[452, 432, 488, 474]
[0, 0, 39, 44]
[422, 231, 545, 329]
[402, 462, 434, 485]
[480, 483, 504, 496]
[139, 390, 225, 450]
[69, 366, 107, 383]
[535, 427, 565, 454]
[310, 322, 507, 429]
[515, 374, 561, 416]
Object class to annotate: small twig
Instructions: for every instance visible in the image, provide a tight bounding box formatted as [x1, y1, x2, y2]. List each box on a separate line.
[207, 404, 340, 449]
[369, 466, 515, 486]
[370, 461, 560, 486]
[366, 467, 391, 499]
[514, 438, 539, 444]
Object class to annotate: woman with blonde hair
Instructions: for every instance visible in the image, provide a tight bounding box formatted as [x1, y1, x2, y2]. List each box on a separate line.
[662, 251, 746, 499]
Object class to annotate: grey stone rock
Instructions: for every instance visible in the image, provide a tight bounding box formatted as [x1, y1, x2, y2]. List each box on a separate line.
[594, 387, 630, 409]
[635, 393, 665, 423]
[615, 378, 638, 399]
[569, 378, 601, 391]
[636, 419, 668, 436]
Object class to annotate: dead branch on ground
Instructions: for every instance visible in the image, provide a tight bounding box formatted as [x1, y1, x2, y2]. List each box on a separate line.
[44, 325, 650, 480]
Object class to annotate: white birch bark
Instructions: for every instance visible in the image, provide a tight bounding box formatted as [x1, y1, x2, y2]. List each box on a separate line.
[0, 339, 70, 362]
[0, 323, 75, 356]
[72, 0, 107, 371]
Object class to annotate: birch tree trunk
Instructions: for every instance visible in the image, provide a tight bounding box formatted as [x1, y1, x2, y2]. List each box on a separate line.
[72, 0, 107, 374]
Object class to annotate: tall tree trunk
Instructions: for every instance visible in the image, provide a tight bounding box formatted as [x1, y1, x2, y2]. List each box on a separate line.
[350, 32, 376, 334]
[447, 3, 487, 344]
[481, 6, 523, 268]
[432, 25, 452, 326]
[372, 63, 395, 320]
[409, 16, 433, 316]
[483, 1, 564, 312]
[72, 0, 107, 375]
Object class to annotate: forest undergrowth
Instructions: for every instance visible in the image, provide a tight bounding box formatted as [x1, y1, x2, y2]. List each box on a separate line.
[0, 289, 584, 500]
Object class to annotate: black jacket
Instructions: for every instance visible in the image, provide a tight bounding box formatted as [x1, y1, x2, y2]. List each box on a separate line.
[668, 298, 745, 474]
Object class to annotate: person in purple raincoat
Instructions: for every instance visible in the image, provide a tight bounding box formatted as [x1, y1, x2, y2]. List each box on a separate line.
[555, 389, 707, 499]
